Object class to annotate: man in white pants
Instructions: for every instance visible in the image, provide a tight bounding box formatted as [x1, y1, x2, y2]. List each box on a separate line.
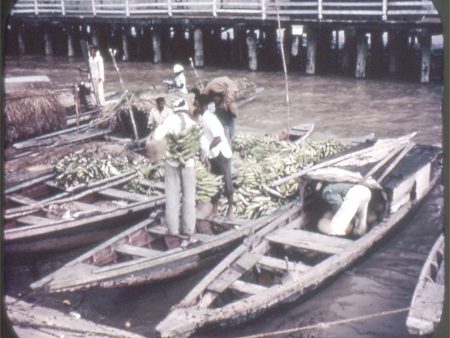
[153, 98, 197, 239]
[88, 45, 105, 106]
[320, 182, 372, 237]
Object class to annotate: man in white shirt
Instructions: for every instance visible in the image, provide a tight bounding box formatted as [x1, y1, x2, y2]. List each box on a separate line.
[88, 45, 105, 106]
[147, 97, 173, 134]
[153, 98, 198, 238]
[172, 64, 188, 94]
[194, 93, 234, 219]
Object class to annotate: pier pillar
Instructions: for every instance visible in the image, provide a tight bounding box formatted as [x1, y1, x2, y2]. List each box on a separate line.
[388, 31, 400, 74]
[342, 30, 356, 73]
[246, 30, 258, 71]
[419, 31, 431, 83]
[92, 28, 99, 47]
[317, 29, 332, 72]
[17, 24, 26, 55]
[122, 27, 129, 61]
[305, 28, 317, 75]
[194, 28, 204, 68]
[291, 35, 299, 57]
[355, 31, 368, 78]
[67, 26, 75, 57]
[44, 26, 53, 56]
[283, 25, 293, 68]
[371, 30, 384, 72]
[152, 27, 161, 63]
[233, 26, 246, 67]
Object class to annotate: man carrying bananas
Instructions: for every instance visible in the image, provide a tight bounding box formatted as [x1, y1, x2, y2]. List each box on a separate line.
[153, 98, 199, 243]
[193, 93, 235, 220]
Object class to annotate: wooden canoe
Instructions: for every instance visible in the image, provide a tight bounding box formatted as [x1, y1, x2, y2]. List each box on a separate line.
[5, 296, 145, 338]
[29, 202, 297, 293]
[30, 134, 414, 293]
[289, 122, 315, 143]
[4, 172, 165, 255]
[156, 142, 442, 338]
[406, 233, 445, 335]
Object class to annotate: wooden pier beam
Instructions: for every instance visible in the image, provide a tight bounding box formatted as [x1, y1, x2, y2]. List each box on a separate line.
[419, 30, 431, 83]
[67, 26, 75, 57]
[122, 26, 129, 61]
[305, 28, 317, 75]
[370, 30, 384, 73]
[194, 28, 204, 68]
[17, 23, 26, 55]
[246, 29, 258, 71]
[342, 29, 356, 74]
[44, 25, 53, 56]
[388, 31, 400, 75]
[355, 31, 368, 78]
[152, 26, 161, 63]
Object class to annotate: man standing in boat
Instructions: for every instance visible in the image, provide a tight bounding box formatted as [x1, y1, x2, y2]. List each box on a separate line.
[201, 76, 238, 146]
[88, 45, 105, 106]
[318, 182, 372, 237]
[153, 98, 199, 243]
[193, 93, 235, 220]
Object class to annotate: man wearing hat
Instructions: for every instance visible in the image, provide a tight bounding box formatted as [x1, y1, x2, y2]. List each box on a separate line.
[172, 64, 188, 94]
[88, 45, 105, 106]
[153, 98, 198, 240]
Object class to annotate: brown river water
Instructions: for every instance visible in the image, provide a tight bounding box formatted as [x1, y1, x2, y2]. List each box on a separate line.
[3, 56, 445, 338]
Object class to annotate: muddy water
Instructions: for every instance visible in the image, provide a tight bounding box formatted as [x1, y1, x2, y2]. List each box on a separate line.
[3, 56, 445, 338]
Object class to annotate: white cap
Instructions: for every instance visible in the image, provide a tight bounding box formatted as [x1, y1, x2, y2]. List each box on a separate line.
[173, 98, 189, 112]
[173, 64, 184, 73]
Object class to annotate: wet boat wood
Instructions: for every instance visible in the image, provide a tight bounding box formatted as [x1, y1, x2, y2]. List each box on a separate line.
[5, 296, 145, 338]
[406, 233, 445, 336]
[155, 139, 442, 338]
[4, 173, 165, 255]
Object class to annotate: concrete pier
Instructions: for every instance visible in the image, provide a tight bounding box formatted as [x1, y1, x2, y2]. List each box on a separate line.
[355, 31, 368, 78]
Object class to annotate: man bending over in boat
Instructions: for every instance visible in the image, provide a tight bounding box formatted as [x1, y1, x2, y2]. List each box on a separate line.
[193, 93, 234, 220]
[318, 183, 371, 237]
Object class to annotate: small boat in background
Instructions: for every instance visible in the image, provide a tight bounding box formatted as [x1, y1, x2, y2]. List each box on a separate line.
[406, 233, 445, 335]
[156, 139, 442, 338]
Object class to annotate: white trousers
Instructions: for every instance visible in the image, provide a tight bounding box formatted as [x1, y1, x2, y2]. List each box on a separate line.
[330, 185, 371, 236]
[91, 78, 105, 106]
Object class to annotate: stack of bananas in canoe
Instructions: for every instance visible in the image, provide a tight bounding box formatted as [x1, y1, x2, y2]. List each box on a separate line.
[225, 135, 344, 219]
[166, 125, 202, 167]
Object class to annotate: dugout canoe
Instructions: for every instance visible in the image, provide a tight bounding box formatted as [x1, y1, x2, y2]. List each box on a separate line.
[30, 133, 408, 293]
[406, 233, 445, 335]
[5, 296, 145, 338]
[4, 172, 165, 255]
[156, 140, 442, 338]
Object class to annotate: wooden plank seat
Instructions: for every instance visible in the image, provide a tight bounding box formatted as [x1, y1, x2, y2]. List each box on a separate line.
[8, 194, 38, 206]
[147, 225, 214, 242]
[113, 243, 164, 258]
[266, 228, 354, 255]
[98, 188, 150, 202]
[229, 279, 268, 295]
[257, 255, 311, 273]
[17, 215, 62, 225]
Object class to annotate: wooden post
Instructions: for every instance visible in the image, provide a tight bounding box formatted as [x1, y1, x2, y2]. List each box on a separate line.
[305, 28, 317, 75]
[67, 26, 74, 57]
[283, 25, 292, 68]
[317, 29, 332, 72]
[233, 25, 246, 67]
[355, 31, 368, 78]
[246, 30, 258, 71]
[17, 24, 26, 55]
[194, 28, 204, 68]
[152, 26, 161, 63]
[370, 30, 384, 72]
[92, 28, 99, 47]
[342, 29, 356, 73]
[44, 26, 53, 56]
[388, 31, 399, 74]
[419, 31, 431, 83]
[291, 35, 299, 57]
[122, 26, 129, 61]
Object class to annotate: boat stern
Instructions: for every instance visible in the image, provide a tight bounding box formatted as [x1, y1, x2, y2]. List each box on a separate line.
[156, 307, 206, 338]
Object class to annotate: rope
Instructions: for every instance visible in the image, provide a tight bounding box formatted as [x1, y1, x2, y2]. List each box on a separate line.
[235, 307, 410, 338]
